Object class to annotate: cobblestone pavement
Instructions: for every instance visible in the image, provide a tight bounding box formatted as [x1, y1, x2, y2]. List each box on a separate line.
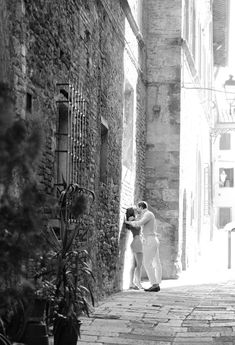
[79, 270, 235, 345]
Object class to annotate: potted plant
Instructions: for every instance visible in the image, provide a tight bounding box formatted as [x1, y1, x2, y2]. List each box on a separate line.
[36, 182, 95, 345]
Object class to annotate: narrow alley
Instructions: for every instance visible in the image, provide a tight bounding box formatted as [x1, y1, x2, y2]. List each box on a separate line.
[79, 269, 235, 345]
[1, 1, 235, 345]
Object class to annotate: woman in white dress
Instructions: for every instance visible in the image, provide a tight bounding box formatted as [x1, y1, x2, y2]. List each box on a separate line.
[126, 207, 143, 290]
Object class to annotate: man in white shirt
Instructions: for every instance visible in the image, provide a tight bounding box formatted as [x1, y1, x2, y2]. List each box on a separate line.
[125, 201, 162, 292]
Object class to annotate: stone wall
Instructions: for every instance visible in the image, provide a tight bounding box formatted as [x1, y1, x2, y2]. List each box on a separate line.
[143, 0, 182, 278]
[135, 75, 147, 201]
[0, 0, 12, 83]
[213, 0, 230, 67]
[2, 0, 130, 299]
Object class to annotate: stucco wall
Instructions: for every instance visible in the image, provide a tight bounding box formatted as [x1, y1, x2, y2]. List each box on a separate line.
[180, 63, 211, 269]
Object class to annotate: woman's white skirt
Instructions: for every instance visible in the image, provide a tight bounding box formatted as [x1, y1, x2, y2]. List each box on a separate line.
[130, 235, 143, 253]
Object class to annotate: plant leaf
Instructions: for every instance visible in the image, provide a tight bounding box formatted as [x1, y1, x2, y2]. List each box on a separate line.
[42, 226, 61, 251]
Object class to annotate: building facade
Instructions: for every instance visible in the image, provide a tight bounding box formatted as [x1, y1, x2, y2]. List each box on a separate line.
[179, 0, 214, 271]
[0, 0, 231, 298]
[143, 0, 229, 277]
[214, 132, 235, 228]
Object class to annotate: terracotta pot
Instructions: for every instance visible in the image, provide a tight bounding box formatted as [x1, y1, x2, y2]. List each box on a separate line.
[53, 315, 81, 345]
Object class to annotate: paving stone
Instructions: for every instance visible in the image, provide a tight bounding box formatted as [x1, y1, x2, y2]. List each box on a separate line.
[79, 276, 235, 344]
[154, 325, 187, 333]
[188, 327, 232, 332]
[210, 322, 235, 327]
[213, 336, 235, 341]
[176, 332, 220, 337]
[97, 336, 164, 344]
[173, 341, 212, 344]
[219, 330, 235, 335]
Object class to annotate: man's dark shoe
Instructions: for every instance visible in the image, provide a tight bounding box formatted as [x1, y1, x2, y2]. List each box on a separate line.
[144, 285, 160, 292]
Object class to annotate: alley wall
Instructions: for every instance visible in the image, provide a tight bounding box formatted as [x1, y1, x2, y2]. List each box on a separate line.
[0, 0, 146, 299]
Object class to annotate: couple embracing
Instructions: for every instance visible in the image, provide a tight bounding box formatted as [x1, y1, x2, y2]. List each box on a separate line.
[125, 201, 162, 292]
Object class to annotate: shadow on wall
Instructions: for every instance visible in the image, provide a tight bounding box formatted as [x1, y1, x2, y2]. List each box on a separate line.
[148, 203, 180, 279]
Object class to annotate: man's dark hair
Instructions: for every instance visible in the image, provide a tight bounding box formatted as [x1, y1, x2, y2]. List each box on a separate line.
[137, 201, 148, 209]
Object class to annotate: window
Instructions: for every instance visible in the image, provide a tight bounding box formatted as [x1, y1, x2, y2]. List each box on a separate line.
[190, 193, 194, 225]
[218, 207, 231, 228]
[184, 0, 189, 42]
[100, 118, 108, 183]
[219, 133, 231, 150]
[219, 168, 234, 188]
[197, 23, 202, 79]
[55, 83, 88, 187]
[56, 103, 69, 185]
[191, 0, 196, 59]
[203, 165, 210, 215]
[26, 93, 32, 113]
[123, 81, 134, 170]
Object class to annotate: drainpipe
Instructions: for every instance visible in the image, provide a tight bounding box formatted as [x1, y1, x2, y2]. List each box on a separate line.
[119, 0, 145, 48]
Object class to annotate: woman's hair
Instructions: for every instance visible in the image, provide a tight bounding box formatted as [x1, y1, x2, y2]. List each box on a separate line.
[126, 207, 135, 219]
[137, 201, 148, 209]
[125, 207, 141, 231]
